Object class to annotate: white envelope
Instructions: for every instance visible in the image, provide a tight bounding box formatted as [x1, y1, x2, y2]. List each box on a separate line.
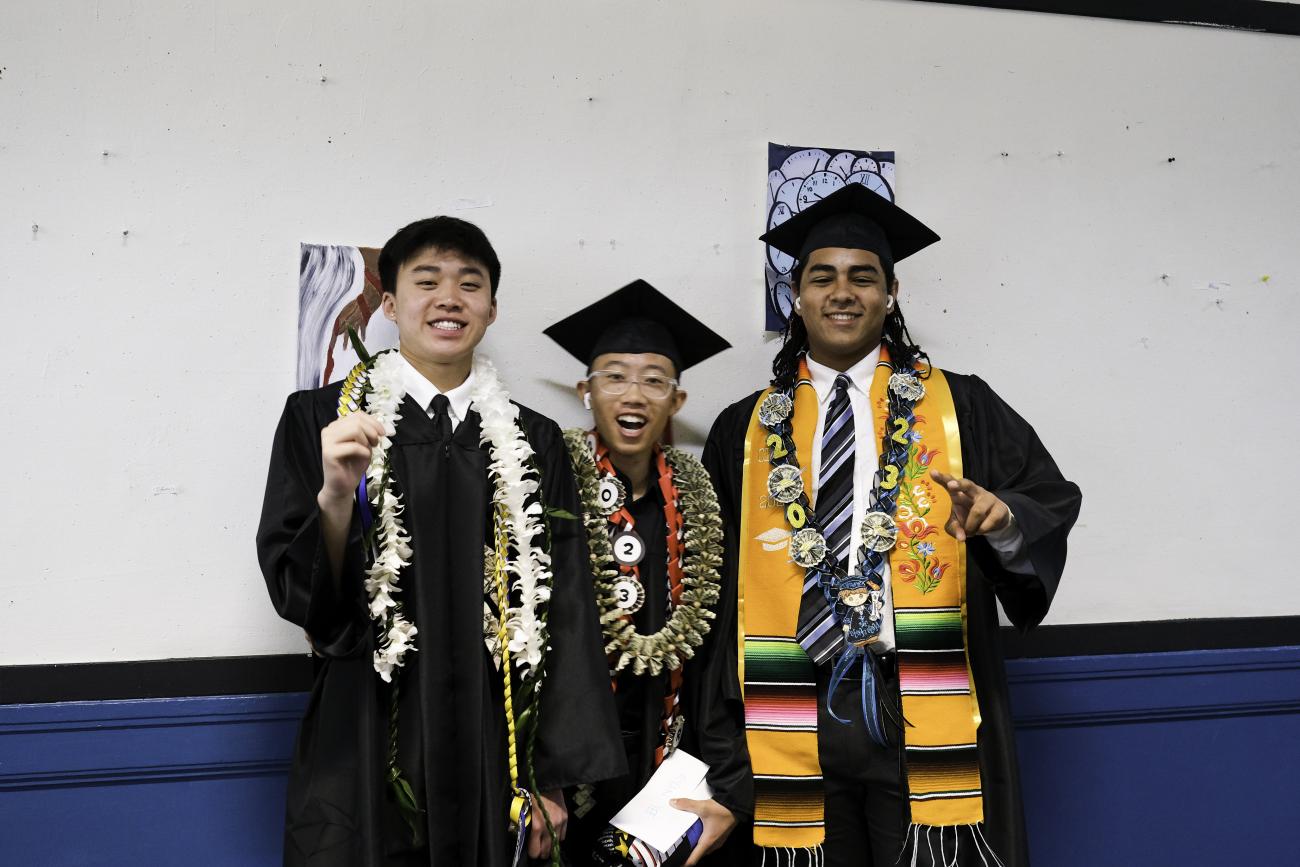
[608, 749, 714, 853]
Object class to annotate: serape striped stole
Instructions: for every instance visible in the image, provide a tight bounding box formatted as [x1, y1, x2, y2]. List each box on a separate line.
[737, 360, 984, 852]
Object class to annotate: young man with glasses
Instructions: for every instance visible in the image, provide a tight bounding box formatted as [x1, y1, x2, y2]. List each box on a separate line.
[544, 280, 751, 866]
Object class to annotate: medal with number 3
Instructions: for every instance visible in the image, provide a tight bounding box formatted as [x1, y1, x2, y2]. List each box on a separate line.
[611, 531, 647, 612]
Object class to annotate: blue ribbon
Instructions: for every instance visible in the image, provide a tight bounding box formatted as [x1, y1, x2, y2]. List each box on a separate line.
[826, 645, 888, 747]
[509, 791, 532, 867]
[357, 474, 374, 536]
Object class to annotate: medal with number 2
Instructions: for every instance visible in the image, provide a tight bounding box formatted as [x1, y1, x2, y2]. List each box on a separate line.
[611, 530, 646, 612]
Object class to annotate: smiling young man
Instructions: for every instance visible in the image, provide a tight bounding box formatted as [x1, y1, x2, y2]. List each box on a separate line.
[257, 216, 623, 867]
[702, 185, 1082, 867]
[543, 280, 751, 867]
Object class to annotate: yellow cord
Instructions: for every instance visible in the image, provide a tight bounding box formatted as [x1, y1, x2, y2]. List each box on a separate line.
[493, 504, 529, 830]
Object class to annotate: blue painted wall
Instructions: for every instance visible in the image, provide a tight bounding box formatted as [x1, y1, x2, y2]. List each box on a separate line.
[0, 694, 303, 866]
[1007, 646, 1300, 865]
[3, 647, 1298, 865]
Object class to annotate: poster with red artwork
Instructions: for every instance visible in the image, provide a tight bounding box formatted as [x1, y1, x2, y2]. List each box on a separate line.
[297, 244, 399, 389]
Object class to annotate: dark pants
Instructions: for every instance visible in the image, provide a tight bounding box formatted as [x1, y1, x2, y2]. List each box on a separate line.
[723, 659, 909, 867]
[815, 655, 908, 867]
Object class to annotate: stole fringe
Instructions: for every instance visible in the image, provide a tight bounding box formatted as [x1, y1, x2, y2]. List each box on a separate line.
[757, 825, 1004, 867]
[898, 823, 1006, 867]
[758, 844, 825, 867]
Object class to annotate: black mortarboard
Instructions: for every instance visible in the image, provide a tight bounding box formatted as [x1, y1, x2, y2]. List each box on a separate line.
[760, 182, 940, 273]
[543, 279, 731, 375]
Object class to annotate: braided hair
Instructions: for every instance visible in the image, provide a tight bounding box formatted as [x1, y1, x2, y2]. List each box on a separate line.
[770, 261, 929, 392]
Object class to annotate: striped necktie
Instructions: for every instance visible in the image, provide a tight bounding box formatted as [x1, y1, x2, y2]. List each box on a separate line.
[797, 373, 854, 665]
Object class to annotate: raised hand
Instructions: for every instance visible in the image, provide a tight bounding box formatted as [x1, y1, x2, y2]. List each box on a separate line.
[929, 470, 1010, 541]
[318, 412, 387, 507]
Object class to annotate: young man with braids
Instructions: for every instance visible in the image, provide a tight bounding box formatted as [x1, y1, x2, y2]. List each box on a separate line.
[701, 185, 1081, 867]
[544, 280, 751, 866]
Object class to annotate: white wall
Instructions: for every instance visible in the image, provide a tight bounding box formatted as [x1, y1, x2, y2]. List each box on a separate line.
[2, 0, 1297, 665]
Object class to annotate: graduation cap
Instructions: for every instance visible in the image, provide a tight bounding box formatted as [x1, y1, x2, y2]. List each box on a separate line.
[543, 279, 731, 375]
[760, 182, 940, 274]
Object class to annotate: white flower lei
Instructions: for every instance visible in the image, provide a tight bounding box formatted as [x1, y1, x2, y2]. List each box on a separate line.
[359, 351, 417, 682]
[471, 356, 552, 678]
[350, 351, 552, 682]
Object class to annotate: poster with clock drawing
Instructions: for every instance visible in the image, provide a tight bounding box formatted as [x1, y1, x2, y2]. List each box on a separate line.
[297, 243, 399, 390]
[765, 144, 896, 330]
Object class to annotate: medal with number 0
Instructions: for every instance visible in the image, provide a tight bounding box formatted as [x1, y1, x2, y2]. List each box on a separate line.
[597, 477, 626, 515]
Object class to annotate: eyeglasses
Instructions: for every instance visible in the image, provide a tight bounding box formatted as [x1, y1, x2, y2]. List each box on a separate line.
[587, 370, 679, 400]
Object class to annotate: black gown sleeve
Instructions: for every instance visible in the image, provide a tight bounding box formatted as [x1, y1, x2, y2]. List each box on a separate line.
[527, 415, 627, 792]
[950, 373, 1083, 630]
[255, 389, 370, 657]
[688, 396, 760, 821]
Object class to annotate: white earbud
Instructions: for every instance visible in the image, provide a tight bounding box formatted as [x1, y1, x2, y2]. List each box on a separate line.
[793, 296, 802, 313]
[886, 296, 895, 311]
[583, 393, 592, 410]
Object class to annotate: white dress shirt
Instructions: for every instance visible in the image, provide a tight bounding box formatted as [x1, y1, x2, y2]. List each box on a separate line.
[805, 351, 1031, 652]
[395, 354, 476, 429]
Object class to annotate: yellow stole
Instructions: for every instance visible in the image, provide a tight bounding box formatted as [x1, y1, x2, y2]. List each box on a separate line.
[738, 355, 983, 850]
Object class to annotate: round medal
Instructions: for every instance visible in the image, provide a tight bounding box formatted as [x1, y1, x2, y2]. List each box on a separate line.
[612, 577, 646, 612]
[758, 392, 794, 428]
[888, 371, 925, 402]
[860, 510, 899, 553]
[612, 530, 646, 566]
[597, 476, 626, 515]
[789, 527, 828, 568]
[766, 464, 804, 504]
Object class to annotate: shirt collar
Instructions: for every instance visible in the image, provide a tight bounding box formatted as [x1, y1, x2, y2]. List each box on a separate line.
[598, 435, 666, 506]
[395, 353, 476, 422]
[805, 346, 881, 405]
[625, 454, 667, 508]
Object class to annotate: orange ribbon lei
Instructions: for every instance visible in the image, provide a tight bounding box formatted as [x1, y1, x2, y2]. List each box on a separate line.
[593, 438, 687, 765]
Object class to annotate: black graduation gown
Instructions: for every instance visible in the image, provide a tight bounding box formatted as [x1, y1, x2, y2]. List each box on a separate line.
[257, 383, 626, 867]
[699, 371, 1082, 867]
[565, 462, 754, 864]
